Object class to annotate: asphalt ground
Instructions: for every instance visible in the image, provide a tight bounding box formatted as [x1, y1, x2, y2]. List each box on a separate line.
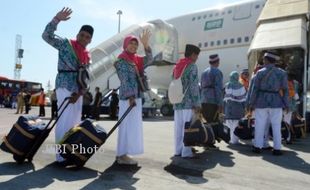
[0, 106, 309, 190]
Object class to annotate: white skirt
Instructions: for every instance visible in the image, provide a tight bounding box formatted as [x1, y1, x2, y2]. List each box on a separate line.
[55, 88, 82, 161]
[116, 98, 143, 156]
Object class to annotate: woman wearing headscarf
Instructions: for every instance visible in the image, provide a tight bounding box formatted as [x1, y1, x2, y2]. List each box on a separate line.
[114, 30, 152, 165]
[224, 71, 247, 144]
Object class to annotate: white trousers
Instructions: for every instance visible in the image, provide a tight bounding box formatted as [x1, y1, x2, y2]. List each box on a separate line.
[116, 98, 143, 156]
[174, 109, 193, 157]
[254, 108, 282, 150]
[225, 120, 239, 144]
[55, 88, 82, 161]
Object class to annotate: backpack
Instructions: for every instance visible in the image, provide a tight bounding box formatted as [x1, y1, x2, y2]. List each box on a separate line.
[168, 66, 188, 104]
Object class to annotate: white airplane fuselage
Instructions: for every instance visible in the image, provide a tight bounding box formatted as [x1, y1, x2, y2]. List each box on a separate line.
[147, 0, 266, 91]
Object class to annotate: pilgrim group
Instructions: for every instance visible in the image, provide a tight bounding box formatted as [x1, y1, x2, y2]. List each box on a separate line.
[44, 7, 301, 166]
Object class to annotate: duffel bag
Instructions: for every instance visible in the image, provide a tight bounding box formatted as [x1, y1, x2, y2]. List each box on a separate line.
[269, 121, 291, 141]
[209, 122, 231, 144]
[234, 118, 255, 140]
[183, 119, 215, 146]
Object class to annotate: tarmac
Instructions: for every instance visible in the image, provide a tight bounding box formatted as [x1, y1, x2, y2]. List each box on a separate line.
[0, 106, 309, 190]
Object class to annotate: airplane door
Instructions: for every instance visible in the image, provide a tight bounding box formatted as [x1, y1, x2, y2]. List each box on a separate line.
[233, 3, 252, 20]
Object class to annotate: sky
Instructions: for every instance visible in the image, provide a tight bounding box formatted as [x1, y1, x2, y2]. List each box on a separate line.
[0, 0, 243, 90]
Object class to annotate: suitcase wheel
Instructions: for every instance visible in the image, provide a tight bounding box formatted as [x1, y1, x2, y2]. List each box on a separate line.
[27, 157, 33, 163]
[13, 155, 25, 164]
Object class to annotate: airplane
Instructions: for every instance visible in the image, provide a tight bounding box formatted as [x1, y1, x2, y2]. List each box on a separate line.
[87, 0, 306, 116]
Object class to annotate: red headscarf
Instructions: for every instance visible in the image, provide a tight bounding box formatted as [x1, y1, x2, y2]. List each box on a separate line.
[173, 57, 193, 79]
[70, 39, 90, 65]
[118, 35, 144, 73]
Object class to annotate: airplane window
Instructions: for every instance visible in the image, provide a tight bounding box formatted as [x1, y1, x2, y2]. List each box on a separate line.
[215, 12, 219, 17]
[223, 39, 228, 45]
[230, 38, 235, 44]
[237, 37, 242, 43]
[228, 10, 232, 14]
[204, 42, 208, 47]
[198, 16, 201, 20]
[222, 12, 225, 15]
[198, 43, 202, 48]
[192, 17, 196, 21]
[203, 15, 207, 19]
[210, 41, 214, 46]
[255, 5, 260, 9]
[209, 14, 213, 17]
[244, 36, 249, 42]
[217, 40, 221, 46]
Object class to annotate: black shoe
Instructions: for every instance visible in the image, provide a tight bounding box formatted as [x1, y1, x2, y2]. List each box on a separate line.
[262, 146, 273, 150]
[252, 146, 261, 154]
[272, 150, 283, 156]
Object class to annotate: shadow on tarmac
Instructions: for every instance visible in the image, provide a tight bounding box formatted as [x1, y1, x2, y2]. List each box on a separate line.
[227, 142, 310, 175]
[0, 162, 35, 176]
[80, 161, 141, 190]
[164, 149, 235, 184]
[283, 137, 310, 153]
[0, 162, 98, 189]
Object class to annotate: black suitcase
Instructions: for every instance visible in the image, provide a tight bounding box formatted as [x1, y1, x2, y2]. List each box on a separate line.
[0, 97, 70, 163]
[59, 104, 134, 167]
[234, 118, 255, 140]
[183, 119, 215, 146]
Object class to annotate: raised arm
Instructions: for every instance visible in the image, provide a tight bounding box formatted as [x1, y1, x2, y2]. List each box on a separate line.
[42, 7, 72, 49]
[140, 29, 153, 65]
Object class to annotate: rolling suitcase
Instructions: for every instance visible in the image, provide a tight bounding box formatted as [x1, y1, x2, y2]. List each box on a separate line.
[59, 104, 135, 167]
[0, 97, 71, 163]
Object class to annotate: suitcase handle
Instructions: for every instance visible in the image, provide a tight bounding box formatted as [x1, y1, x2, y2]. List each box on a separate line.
[105, 103, 136, 140]
[25, 96, 72, 160]
[43, 96, 71, 131]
